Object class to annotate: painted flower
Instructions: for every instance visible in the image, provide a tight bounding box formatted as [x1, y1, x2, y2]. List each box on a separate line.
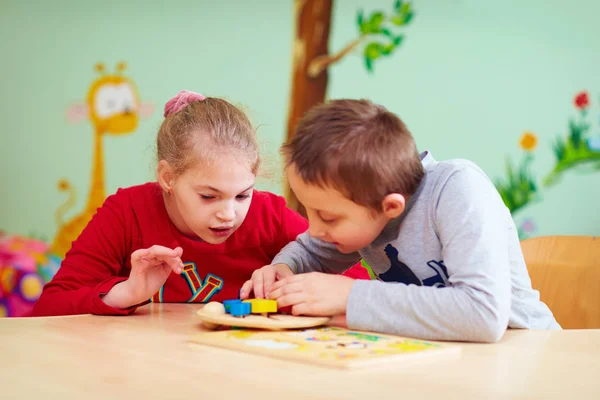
[519, 131, 538, 151]
[574, 91, 589, 110]
[57, 179, 69, 191]
[520, 218, 536, 234]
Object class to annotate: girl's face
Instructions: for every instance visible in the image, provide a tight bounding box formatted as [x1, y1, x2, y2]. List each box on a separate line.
[163, 155, 256, 244]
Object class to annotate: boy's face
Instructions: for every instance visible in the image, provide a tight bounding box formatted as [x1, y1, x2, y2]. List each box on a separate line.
[287, 165, 391, 254]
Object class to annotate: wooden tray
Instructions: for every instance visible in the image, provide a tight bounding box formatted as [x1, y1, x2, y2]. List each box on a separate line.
[196, 308, 331, 330]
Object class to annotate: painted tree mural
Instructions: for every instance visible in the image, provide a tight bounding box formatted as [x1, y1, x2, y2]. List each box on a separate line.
[285, 0, 415, 212]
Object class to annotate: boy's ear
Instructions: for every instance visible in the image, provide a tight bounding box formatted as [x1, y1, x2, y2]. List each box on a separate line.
[381, 193, 405, 218]
[156, 160, 175, 193]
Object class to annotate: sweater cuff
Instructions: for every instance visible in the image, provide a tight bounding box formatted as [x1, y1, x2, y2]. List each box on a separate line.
[92, 277, 142, 316]
[271, 255, 297, 274]
[346, 279, 377, 331]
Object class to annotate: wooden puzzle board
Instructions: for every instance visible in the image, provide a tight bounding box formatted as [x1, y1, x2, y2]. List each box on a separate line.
[190, 326, 460, 369]
[196, 308, 331, 330]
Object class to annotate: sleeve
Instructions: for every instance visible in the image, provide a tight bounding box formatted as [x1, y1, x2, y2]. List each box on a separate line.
[346, 167, 512, 343]
[32, 190, 141, 317]
[272, 231, 361, 274]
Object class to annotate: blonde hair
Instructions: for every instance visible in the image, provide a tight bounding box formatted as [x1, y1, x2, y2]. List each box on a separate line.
[157, 94, 259, 176]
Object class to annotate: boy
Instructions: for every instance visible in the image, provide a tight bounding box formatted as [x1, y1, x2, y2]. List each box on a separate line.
[240, 99, 559, 342]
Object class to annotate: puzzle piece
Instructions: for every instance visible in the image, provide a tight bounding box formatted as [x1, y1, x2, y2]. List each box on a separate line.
[229, 301, 251, 317]
[243, 299, 277, 314]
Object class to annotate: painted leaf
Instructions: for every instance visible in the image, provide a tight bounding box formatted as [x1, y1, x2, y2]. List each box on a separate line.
[394, 0, 403, 12]
[400, 2, 412, 15]
[382, 43, 395, 56]
[357, 9, 365, 32]
[390, 15, 405, 26]
[365, 42, 383, 59]
[365, 55, 373, 72]
[368, 11, 385, 33]
[393, 34, 404, 46]
[381, 27, 393, 38]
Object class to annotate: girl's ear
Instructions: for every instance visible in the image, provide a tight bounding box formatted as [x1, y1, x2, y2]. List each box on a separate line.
[381, 193, 405, 218]
[157, 160, 174, 194]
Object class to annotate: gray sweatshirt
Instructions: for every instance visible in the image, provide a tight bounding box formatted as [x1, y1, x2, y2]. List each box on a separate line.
[272, 151, 560, 342]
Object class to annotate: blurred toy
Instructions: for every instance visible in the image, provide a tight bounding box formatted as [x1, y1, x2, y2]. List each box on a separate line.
[0, 233, 61, 317]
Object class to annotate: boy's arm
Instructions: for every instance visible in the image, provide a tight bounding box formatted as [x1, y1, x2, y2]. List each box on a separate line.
[32, 192, 141, 317]
[272, 232, 361, 274]
[346, 167, 512, 343]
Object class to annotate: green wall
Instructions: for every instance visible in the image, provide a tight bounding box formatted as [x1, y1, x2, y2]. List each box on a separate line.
[1, 0, 599, 243]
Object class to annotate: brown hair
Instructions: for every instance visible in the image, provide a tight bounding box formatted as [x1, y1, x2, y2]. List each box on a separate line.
[282, 99, 425, 211]
[157, 97, 259, 175]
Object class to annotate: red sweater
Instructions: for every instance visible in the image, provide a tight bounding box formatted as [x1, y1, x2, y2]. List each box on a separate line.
[32, 183, 308, 316]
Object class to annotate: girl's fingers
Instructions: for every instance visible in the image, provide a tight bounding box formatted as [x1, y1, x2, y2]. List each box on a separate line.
[239, 280, 253, 300]
[146, 245, 180, 258]
[131, 248, 151, 262]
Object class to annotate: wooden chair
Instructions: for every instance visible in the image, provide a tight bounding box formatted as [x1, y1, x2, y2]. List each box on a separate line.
[521, 236, 600, 329]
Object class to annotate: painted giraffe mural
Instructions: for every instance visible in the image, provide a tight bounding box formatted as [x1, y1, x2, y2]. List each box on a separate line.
[51, 62, 153, 258]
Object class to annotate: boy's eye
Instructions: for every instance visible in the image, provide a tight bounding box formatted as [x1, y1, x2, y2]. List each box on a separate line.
[320, 215, 337, 223]
[317, 211, 338, 223]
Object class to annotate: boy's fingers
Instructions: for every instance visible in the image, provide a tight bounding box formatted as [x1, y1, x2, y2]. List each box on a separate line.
[269, 282, 303, 301]
[271, 274, 302, 291]
[276, 293, 306, 308]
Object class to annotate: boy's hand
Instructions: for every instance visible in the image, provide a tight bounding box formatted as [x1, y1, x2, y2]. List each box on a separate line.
[268, 272, 354, 316]
[102, 245, 184, 309]
[240, 264, 293, 299]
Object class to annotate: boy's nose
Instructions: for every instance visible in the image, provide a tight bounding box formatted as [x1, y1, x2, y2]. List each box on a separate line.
[308, 223, 326, 238]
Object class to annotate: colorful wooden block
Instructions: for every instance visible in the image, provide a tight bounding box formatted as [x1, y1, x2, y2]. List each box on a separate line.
[243, 299, 277, 314]
[223, 299, 241, 313]
[229, 302, 251, 317]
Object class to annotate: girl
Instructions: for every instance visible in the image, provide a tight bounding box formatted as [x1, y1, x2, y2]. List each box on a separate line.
[32, 90, 308, 316]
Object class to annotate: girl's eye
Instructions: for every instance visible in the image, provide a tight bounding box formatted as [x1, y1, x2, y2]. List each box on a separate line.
[200, 195, 215, 200]
[236, 194, 250, 200]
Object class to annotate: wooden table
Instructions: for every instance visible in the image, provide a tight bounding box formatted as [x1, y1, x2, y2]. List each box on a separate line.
[1, 303, 599, 399]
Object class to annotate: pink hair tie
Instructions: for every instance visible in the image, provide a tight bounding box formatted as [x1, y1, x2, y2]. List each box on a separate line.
[163, 90, 206, 117]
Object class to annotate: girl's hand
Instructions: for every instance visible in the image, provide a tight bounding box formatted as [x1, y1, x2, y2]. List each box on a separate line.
[102, 246, 184, 309]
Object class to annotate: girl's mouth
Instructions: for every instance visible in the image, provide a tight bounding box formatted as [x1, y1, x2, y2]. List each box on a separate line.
[209, 227, 233, 237]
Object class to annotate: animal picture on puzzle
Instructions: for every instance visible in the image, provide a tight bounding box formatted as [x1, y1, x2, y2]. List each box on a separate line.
[192, 326, 459, 369]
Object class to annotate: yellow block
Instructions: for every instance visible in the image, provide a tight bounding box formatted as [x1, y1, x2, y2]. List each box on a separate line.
[243, 299, 277, 313]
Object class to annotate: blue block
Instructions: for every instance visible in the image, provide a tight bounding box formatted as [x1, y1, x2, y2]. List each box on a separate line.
[223, 299, 242, 313]
[229, 302, 251, 317]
